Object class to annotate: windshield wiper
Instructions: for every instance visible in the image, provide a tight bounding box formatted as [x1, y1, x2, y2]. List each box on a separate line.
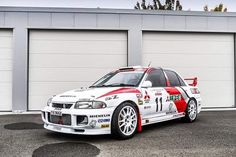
[105, 83, 135, 87]
[89, 84, 113, 88]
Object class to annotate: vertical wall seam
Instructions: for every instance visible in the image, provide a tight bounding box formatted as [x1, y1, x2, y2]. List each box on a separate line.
[3, 11, 5, 26]
[73, 13, 75, 27]
[234, 34, 236, 107]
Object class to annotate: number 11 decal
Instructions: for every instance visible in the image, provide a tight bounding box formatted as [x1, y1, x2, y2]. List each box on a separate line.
[155, 97, 163, 112]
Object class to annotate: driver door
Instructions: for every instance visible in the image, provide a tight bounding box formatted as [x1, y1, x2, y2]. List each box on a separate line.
[141, 69, 169, 116]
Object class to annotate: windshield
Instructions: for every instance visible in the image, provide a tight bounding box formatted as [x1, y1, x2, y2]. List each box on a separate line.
[90, 71, 145, 87]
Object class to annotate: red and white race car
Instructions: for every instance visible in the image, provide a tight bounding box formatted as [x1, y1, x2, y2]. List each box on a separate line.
[42, 66, 201, 139]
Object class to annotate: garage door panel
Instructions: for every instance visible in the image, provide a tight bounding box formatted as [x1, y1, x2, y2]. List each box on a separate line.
[170, 67, 234, 81]
[29, 96, 50, 110]
[0, 38, 12, 48]
[143, 33, 233, 41]
[142, 32, 234, 108]
[29, 30, 127, 110]
[0, 49, 12, 58]
[30, 40, 127, 54]
[143, 54, 233, 68]
[143, 33, 233, 55]
[0, 71, 12, 82]
[30, 31, 126, 40]
[0, 30, 12, 111]
[29, 82, 92, 96]
[29, 68, 113, 82]
[0, 60, 12, 70]
[200, 81, 234, 107]
[0, 83, 12, 95]
[29, 54, 127, 68]
[143, 41, 233, 55]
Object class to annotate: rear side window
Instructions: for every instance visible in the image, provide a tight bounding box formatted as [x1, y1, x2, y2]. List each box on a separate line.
[177, 75, 186, 86]
[165, 70, 182, 87]
[146, 69, 166, 87]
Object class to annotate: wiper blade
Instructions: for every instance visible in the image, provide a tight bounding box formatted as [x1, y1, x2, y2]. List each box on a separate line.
[105, 83, 135, 87]
[89, 84, 111, 88]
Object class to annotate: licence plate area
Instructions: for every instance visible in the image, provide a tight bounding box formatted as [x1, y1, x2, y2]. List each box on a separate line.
[51, 110, 62, 116]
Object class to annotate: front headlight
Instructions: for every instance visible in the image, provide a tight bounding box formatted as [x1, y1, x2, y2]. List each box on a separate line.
[47, 97, 53, 106]
[74, 101, 107, 109]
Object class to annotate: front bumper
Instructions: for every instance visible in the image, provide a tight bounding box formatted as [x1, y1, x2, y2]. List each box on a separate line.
[42, 106, 115, 135]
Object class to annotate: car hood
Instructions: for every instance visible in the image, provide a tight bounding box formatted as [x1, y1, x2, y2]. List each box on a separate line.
[52, 87, 127, 103]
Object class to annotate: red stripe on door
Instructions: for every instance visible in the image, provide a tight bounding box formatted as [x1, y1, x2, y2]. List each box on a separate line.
[164, 87, 187, 113]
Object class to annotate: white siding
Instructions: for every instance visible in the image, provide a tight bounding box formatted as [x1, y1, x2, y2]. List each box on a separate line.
[142, 32, 234, 108]
[29, 30, 127, 110]
[0, 30, 13, 111]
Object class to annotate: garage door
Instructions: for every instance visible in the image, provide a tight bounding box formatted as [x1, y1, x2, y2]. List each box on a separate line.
[29, 30, 127, 110]
[142, 32, 234, 108]
[0, 30, 13, 111]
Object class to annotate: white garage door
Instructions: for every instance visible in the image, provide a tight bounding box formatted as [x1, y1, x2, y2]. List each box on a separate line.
[29, 30, 127, 110]
[0, 30, 13, 111]
[142, 32, 234, 108]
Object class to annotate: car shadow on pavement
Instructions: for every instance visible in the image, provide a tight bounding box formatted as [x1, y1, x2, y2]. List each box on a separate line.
[44, 118, 197, 142]
[45, 131, 115, 142]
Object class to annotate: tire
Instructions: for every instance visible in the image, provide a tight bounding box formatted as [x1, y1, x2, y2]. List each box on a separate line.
[183, 99, 198, 122]
[111, 102, 138, 140]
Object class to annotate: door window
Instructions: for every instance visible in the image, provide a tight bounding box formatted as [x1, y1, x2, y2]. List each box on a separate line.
[165, 70, 181, 87]
[145, 69, 166, 87]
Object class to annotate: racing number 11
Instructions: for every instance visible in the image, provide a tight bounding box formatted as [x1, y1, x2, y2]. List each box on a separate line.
[155, 97, 163, 112]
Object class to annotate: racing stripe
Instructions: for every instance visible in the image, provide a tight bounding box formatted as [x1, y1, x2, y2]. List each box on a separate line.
[97, 88, 141, 99]
[164, 87, 187, 113]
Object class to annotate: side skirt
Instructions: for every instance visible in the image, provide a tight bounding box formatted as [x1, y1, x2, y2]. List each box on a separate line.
[141, 112, 185, 126]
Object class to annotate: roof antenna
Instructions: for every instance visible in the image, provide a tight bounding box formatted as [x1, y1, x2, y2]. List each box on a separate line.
[148, 61, 151, 67]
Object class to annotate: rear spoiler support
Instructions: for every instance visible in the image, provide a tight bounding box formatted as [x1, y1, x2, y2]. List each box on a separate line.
[184, 77, 198, 86]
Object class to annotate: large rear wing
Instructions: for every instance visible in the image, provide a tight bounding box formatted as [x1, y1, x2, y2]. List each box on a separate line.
[184, 77, 198, 86]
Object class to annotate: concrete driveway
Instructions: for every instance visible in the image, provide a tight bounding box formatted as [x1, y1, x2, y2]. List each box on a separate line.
[0, 111, 235, 157]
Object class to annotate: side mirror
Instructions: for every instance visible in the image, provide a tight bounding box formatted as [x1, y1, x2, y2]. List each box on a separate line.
[141, 81, 152, 88]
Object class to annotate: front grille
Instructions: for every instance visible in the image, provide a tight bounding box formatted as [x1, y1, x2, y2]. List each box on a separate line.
[52, 103, 73, 109]
[48, 113, 71, 126]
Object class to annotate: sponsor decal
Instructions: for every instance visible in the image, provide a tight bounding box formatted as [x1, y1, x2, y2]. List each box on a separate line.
[167, 94, 181, 102]
[144, 106, 151, 109]
[155, 92, 162, 96]
[101, 124, 109, 128]
[105, 95, 119, 101]
[136, 93, 142, 99]
[164, 87, 187, 113]
[98, 118, 110, 123]
[138, 99, 143, 105]
[166, 103, 174, 114]
[144, 91, 150, 103]
[105, 97, 112, 101]
[170, 94, 181, 101]
[89, 120, 97, 128]
[90, 114, 110, 118]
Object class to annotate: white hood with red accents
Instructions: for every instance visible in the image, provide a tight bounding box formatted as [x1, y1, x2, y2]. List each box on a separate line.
[51, 87, 125, 103]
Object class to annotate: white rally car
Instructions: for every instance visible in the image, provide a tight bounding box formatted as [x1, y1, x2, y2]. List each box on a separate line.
[42, 66, 201, 139]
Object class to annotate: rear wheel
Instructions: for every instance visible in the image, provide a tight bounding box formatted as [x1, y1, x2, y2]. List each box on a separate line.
[111, 102, 138, 139]
[183, 99, 197, 122]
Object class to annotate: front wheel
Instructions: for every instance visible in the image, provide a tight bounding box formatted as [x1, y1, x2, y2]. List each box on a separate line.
[111, 102, 138, 139]
[183, 99, 197, 122]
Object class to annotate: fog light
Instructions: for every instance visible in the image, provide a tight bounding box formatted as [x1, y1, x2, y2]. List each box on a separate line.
[77, 116, 88, 125]
[89, 120, 97, 128]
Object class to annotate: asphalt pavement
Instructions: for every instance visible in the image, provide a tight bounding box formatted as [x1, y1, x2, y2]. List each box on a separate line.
[0, 111, 235, 157]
